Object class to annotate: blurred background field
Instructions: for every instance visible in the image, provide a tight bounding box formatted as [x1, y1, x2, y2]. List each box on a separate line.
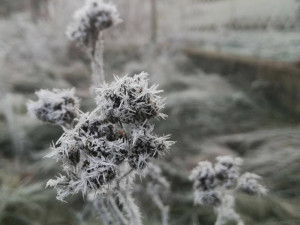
[0, 0, 300, 224]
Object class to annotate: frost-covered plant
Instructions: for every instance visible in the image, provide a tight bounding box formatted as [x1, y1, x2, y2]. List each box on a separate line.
[142, 163, 170, 225]
[43, 73, 173, 224]
[45, 73, 173, 199]
[66, 0, 121, 47]
[67, 0, 122, 86]
[189, 156, 267, 225]
[27, 1, 174, 225]
[27, 88, 80, 127]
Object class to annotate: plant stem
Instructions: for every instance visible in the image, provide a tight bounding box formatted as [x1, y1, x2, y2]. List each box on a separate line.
[116, 169, 134, 187]
[108, 195, 128, 225]
[89, 32, 105, 87]
[118, 189, 142, 225]
[117, 174, 142, 225]
[148, 191, 169, 225]
[93, 197, 115, 225]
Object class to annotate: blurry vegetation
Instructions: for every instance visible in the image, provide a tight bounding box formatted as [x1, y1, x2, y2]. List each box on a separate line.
[0, 160, 95, 225]
[0, 0, 29, 17]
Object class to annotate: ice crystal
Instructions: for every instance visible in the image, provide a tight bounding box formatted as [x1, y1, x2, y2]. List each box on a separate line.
[27, 88, 79, 126]
[67, 0, 121, 46]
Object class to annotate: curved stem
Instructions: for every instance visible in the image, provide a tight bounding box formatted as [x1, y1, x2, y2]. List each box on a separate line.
[148, 191, 169, 225]
[108, 195, 128, 225]
[93, 197, 115, 225]
[116, 169, 134, 187]
[118, 190, 142, 225]
[89, 32, 105, 88]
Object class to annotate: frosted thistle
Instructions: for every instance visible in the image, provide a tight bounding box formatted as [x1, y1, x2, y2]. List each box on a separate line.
[190, 156, 267, 225]
[96, 72, 167, 124]
[27, 88, 80, 127]
[45, 113, 127, 199]
[67, 0, 121, 47]
[128, 124, 172, 170]
[45, 74, 173, 201]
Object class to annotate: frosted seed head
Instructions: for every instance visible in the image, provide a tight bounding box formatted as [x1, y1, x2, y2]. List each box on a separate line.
[237, 172, 267, 196]
[27, 88, 80, 126]
[47, 112, 130, 201]
[215, 155, 243, 188]
[189, 161, 217, 191]
[128, 125, 173, 170]
[67, 0, 121, 46]
[95, 72, 166, 124]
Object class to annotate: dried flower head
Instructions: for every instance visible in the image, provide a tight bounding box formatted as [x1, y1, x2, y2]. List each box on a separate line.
[67, 0, 121, 46]
[189, 161, 221, 206]
[27, 88, 79, 126]
[237, 172, 267, 196]
[215, 156, 243, 188]
[46, 113, 128, 199]
[189, 161, 217, 191]
[190, 156, 267, 225]
[95, 72, 167, 124]
[128, 125, 172, 170]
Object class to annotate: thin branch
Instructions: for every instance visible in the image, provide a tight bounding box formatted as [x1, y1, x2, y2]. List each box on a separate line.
[116, 169, 134, 187]
[108, 195, 129, 225]
[148, 190, 169, 225]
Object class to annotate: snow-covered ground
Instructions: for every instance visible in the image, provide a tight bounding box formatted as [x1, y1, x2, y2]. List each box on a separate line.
[180, 30, 300, 62]
[183, 0, 300, 29]
[165, 0, 300, 62]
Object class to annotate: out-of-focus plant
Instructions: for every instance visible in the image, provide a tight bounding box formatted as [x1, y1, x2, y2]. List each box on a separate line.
[0, 160, 47, 225]
[142, 162, 170, 225]
[189, 156, 267, 225]
[27, 1, 174, 225]
[66, 0, 121, 86]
